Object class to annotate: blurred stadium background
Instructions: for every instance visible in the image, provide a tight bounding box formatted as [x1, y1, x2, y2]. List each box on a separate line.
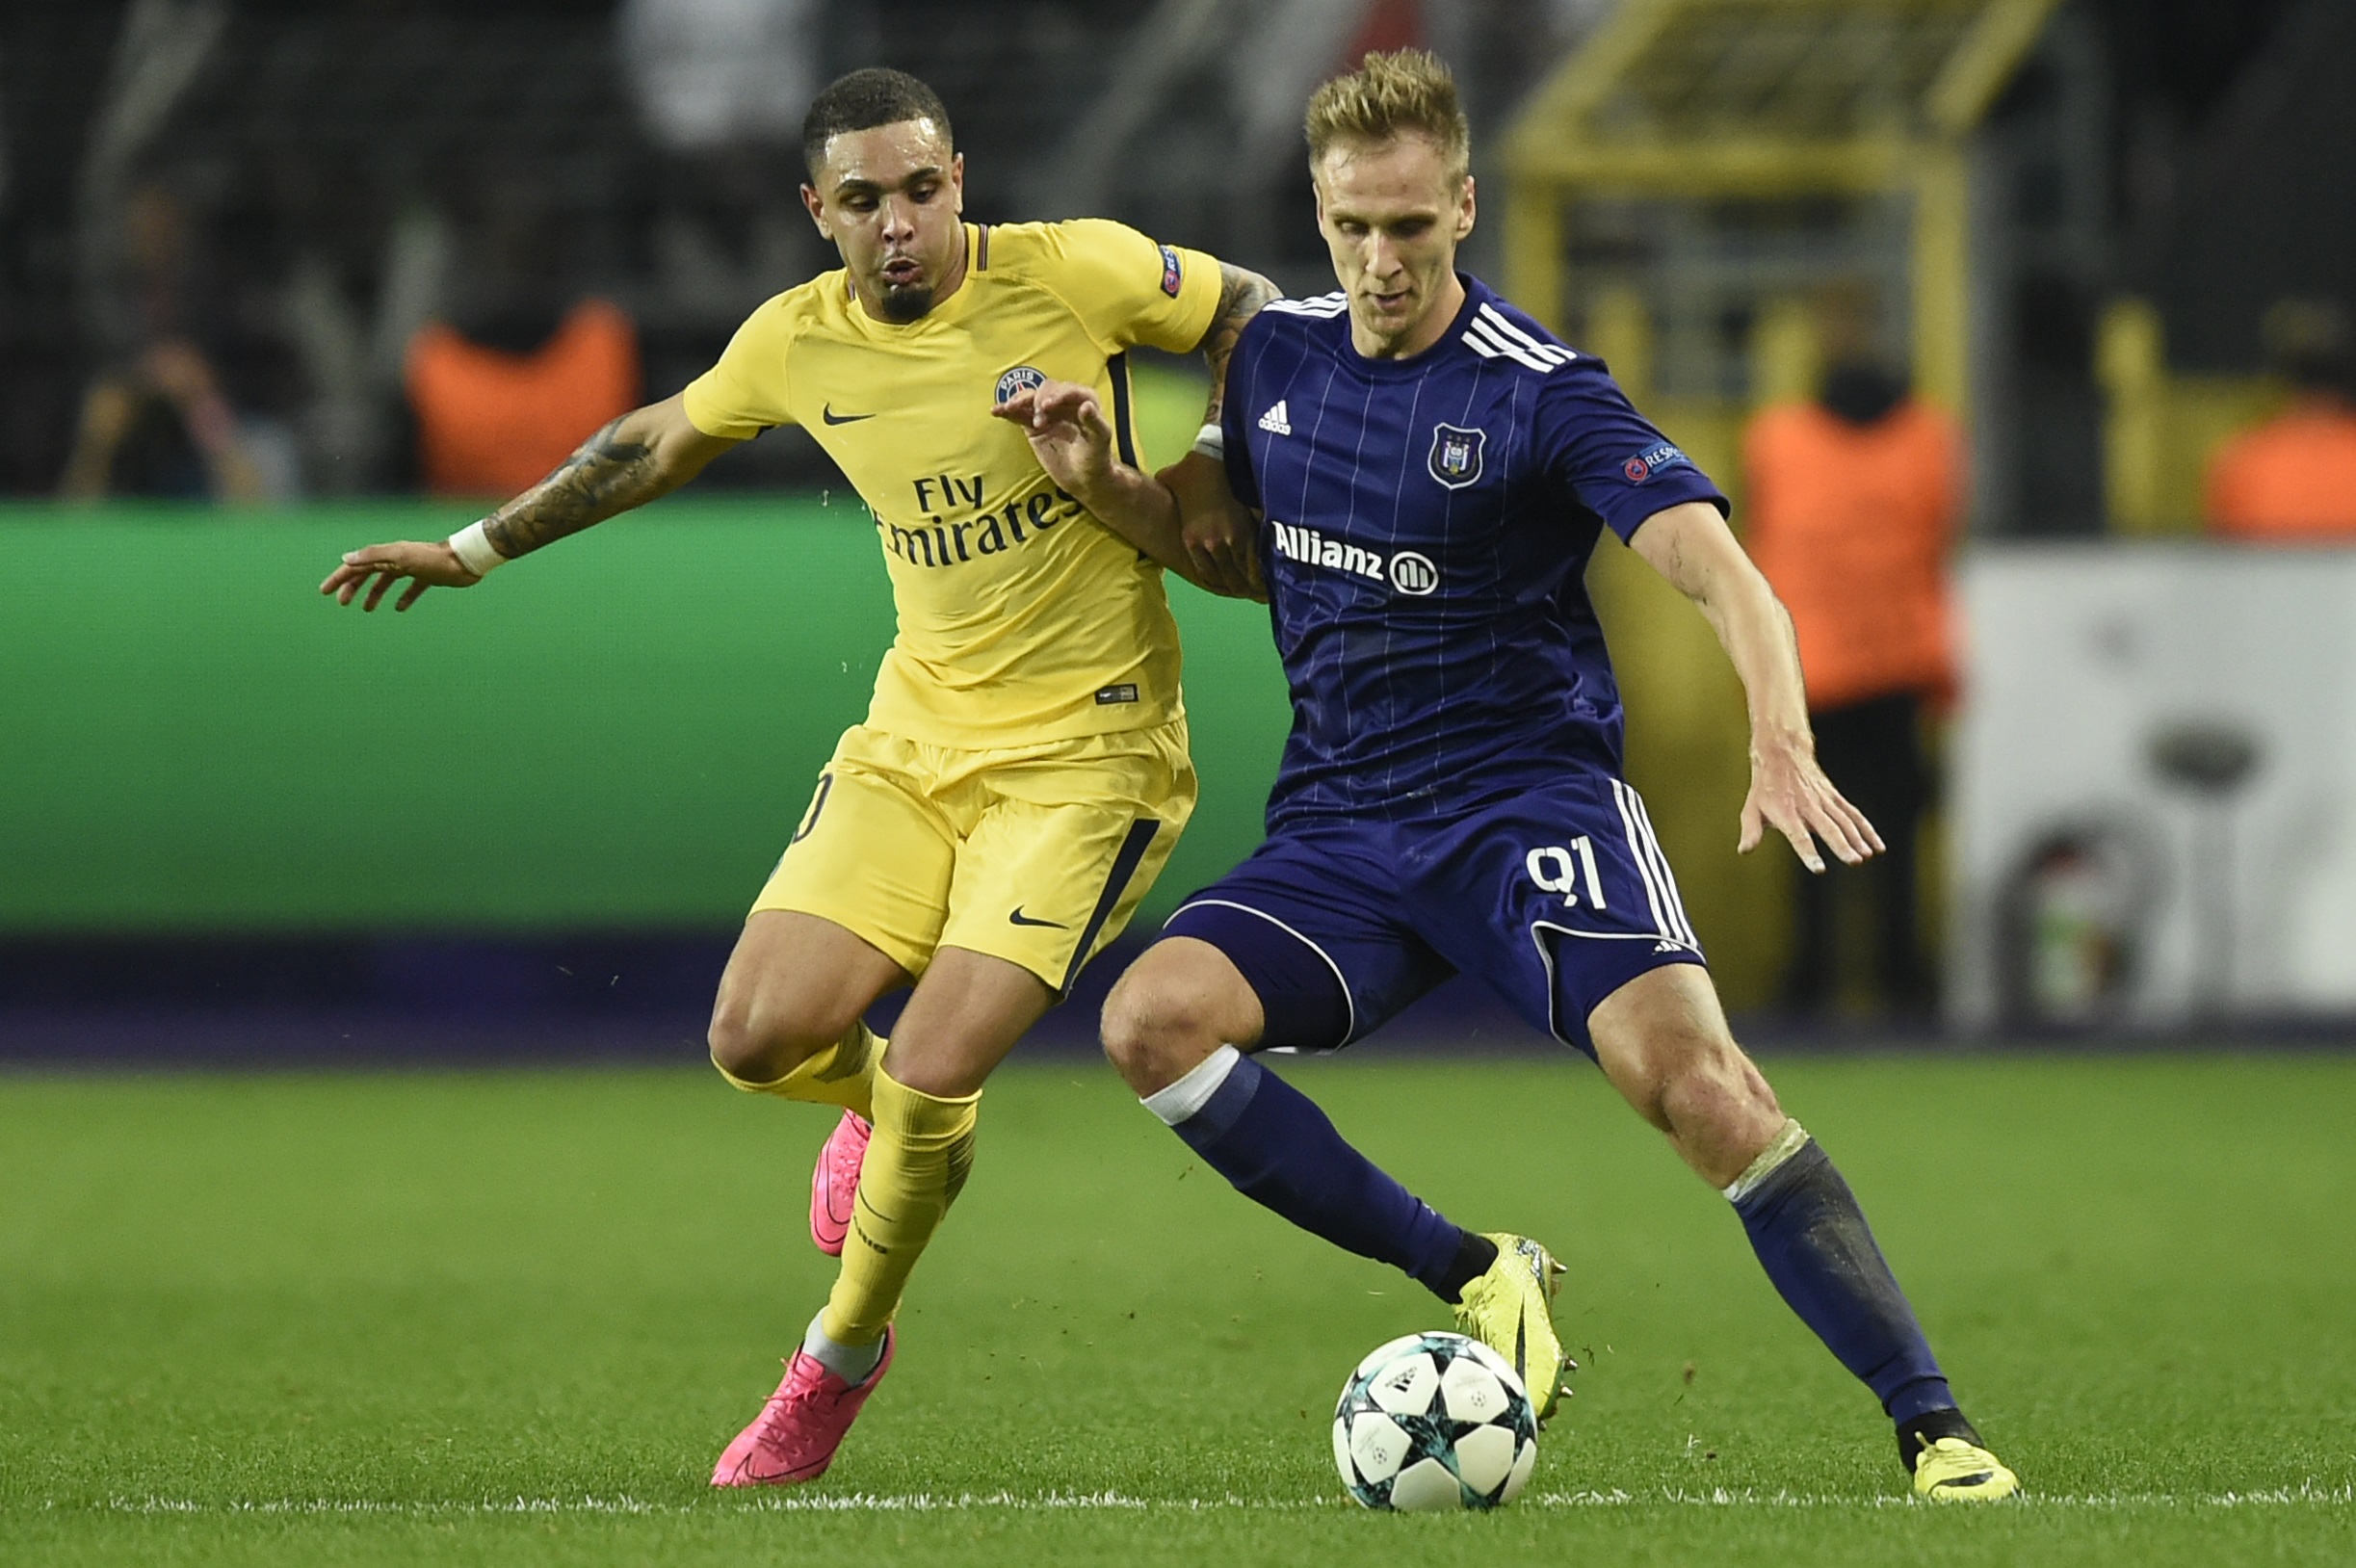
[5, 0, 2355, 1063]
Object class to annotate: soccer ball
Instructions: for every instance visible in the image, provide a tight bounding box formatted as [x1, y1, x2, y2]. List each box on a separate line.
[1331, 1331, 1539, 1510]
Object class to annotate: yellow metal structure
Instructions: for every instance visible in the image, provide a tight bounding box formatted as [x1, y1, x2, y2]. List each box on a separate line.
[1503, 0, 2063, 413]
[2097, 299, 2283, 536]
[1502, 0, 2061, 1007]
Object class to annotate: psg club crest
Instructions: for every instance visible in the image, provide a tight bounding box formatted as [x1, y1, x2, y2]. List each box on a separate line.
[995, 364, 1047, 405]
[1427, 424, 1485, 490]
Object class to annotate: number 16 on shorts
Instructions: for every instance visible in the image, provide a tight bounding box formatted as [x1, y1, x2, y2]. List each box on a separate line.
[1526, 838, 1607, 909]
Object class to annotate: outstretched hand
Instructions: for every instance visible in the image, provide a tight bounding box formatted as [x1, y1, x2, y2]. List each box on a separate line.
[319, 540, 480, 613]
[993, 379, 1265, 600]
[992, 380, 1117, 500]
[1739, 739, 1885, 874]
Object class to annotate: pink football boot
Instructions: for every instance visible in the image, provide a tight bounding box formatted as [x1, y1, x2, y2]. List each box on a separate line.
[711, 1329, 895, 1487]
[810, 1110, 871, 1257]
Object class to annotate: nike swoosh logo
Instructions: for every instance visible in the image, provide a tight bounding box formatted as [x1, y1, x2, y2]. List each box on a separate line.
[822, 405, 876, 425]
[1008, 906, 1066, 928]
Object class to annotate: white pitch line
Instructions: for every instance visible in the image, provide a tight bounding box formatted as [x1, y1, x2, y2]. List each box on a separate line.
[72, 1483, 2356, 1517]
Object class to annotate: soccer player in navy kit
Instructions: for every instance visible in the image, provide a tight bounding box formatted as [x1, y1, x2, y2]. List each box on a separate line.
[999, 51, 2017, 1501]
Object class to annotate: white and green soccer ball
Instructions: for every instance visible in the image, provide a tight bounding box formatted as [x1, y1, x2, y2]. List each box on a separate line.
[1331, 1331, 1539, 1510]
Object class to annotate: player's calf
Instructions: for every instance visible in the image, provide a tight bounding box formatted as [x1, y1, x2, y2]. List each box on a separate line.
[1588, 965, 2008, 1488]
[1136, 1043, 1499, 1310]
[1727, 1111, 2013, 1488]
[1589, 965, 1786, 1188]
[1104, 939, 1505, 1311]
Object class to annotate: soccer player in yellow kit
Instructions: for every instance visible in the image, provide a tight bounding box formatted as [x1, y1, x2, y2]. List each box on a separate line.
[321, 67, 1275, 1485]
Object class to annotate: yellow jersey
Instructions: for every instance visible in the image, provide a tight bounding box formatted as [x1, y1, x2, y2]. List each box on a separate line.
[682, 220, 1221, 747]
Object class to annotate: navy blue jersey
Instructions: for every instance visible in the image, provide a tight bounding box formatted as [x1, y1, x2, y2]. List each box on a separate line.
[1220, 275, 1726, 830]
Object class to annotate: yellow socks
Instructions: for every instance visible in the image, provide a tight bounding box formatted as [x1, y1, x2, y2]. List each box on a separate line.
[711, 1033, 979, 1349]
[711, 1020, 880, 1119]
[820, 1062, 980, 1346]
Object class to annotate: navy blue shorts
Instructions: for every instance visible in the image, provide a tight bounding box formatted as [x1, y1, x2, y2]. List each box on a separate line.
[1160, 773, 1706, 1058]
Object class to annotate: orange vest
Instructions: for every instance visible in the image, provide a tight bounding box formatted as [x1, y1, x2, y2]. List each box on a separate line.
[406, 300, 640, 498]
[2205, 401, 2356, 540]
[1742, 398, 1961, 712]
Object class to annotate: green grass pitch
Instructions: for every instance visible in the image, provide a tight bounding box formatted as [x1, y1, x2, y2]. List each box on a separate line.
[4, 1052, 2352, 1566]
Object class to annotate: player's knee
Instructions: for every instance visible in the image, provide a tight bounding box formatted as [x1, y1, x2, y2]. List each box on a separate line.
[1658, 1036, 1781, 1145]
[706, 1001, 829, 1086]
[705, 1007, 775, 1085]
[1100, 971, 1217, 1094]
[1096, 982, 1167, 1086]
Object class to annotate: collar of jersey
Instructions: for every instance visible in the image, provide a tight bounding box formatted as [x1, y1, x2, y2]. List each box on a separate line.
[840, 223, 985, 335]
[1335, 273, 1485, 378]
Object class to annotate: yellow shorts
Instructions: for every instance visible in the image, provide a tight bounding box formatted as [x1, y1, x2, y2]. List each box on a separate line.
[751, 719, 1195, 994]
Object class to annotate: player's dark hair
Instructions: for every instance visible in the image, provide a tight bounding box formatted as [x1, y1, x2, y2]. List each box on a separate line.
[801, 69, 954, 180]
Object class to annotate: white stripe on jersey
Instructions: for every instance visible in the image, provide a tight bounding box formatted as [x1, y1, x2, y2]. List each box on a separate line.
[1627, 789, 1698, 949]
[1462, 315, 1561, 374]
[1265, 293, 1348, 318]
[1609, 777, 1677, 944]
[1476, 303, 1576, 366]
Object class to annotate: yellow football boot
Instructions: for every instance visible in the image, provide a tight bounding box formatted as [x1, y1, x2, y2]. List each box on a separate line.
[1910, 1435, 2021, 1503]
[1453, 1233, 1573, 1422]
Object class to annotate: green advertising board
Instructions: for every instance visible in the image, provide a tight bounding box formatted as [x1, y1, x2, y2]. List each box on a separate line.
[0, 502, 1291, 932]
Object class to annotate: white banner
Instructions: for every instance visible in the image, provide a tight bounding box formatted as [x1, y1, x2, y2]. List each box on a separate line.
[1950, 543, 2356, 1029]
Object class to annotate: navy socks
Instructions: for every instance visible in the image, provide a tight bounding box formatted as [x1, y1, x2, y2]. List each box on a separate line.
[1146, 1048, 1474, 1302]
[1728, 1129, 1955, 1423]
[1144, 1053, 1960, 1427]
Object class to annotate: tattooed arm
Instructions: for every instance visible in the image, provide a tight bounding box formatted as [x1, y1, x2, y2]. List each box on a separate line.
[320, 394, 738, 612]
[481, 396, 730, 558]
[1159, 262, 1280, 597]
[1193, 261, 1280, 428]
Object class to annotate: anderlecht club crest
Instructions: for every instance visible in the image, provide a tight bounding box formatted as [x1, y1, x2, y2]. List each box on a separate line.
[1428, 423, 1485, 489]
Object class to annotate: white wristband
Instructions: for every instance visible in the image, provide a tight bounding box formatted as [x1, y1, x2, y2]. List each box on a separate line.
[1190, 422, 1225, 461]
[447, 519, 506, 578]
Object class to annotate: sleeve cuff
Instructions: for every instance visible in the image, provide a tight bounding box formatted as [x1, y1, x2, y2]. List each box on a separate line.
[1602, 478, 1730, 542]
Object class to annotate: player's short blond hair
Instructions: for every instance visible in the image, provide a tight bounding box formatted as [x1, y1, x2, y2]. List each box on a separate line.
[1304, 49, 1471, 183]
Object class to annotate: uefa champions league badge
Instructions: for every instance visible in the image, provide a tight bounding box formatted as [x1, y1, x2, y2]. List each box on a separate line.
[995, 365, 1047, 406]
[1620, 443, 1692, 483]
[1428, 424, 1486, 489]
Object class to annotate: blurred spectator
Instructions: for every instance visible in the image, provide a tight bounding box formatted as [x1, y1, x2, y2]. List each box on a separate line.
[59, 182, 290, 502]
[403, 183, 641, 499]
[1743, 285, 1963, 1018]
[2205, 299, 2356, 541]
[59, 339, 269, 502]
[618, 0, 817, 153]
[406, 301, 640, 499]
